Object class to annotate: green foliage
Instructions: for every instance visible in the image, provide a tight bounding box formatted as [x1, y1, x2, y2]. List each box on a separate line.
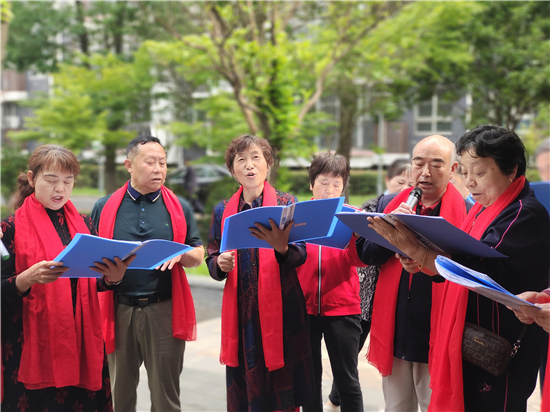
[285, 170, 311, 195]
[12, 50, 154, 147]
[1, 1, 13, 23]
[1, 145, 29, 202]
[169, 93, 249, 158]
[462, 2, 550, 129]
[348, 170, 379, 197]
[526, 167, 541, 183]
[5, 1, 71, 72]
[75, 164, 129, 189]
[9, 48, 155, 193]
[373, 1, 479, 105]
[145, 1, 407, 186]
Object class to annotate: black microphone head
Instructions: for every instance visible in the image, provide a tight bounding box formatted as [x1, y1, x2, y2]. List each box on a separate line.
[410, 187, 423, 200]
[405, 187, 423, 208]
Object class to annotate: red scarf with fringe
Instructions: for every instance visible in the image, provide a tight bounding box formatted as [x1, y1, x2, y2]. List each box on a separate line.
[428, 176, 526, 412]
[15, 194, 104, 390]
[367, 183, 467, 376]
[220, 181, 284, 371]
[98, 182, 197, 354]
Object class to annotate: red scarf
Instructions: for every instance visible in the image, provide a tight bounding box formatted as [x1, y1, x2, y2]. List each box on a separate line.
[15, 194, 104, 390]
[543, 344, 550, 412]
[428, 176, 526, 412]
[367, 183, 467, 376]
[220, 181, 284, 371]
[98, 182, 197, 354]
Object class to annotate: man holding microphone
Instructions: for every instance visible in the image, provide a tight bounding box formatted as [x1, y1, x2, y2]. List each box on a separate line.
[355, 135, 469, 412]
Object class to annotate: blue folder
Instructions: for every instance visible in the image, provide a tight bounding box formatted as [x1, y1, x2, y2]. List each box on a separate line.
[336, 212, 506, 258]
[54, 233, 193, 278]
[220, 197, 344, 252]
[305, 205, 359, 249]
[530, 181, 550, 213]
[434, 255, 538, 311]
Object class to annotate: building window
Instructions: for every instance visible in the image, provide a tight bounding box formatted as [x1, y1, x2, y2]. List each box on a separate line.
[414, 95, 453, 135]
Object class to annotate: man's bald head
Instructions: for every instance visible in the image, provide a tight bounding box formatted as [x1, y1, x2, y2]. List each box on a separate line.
[411, 135, 458, 207]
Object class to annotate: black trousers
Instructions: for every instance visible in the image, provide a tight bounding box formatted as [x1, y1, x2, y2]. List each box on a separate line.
[328, 319, 371, 407]
[302, 314, 363, 412]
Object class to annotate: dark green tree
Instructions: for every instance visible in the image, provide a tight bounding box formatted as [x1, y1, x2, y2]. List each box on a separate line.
[144, 1, 406, 184]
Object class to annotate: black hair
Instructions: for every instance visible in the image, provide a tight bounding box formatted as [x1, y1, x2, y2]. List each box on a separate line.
[456, 125, 526, 177]
[308, 152, 350, 189]
[386, 159, 410, 180]
[126, 135, 163, 158]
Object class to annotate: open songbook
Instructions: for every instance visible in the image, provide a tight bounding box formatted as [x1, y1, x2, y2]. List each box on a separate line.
[304, 205, 360, 249]
[220, 197, 345, 252]
[54, 233, 193, 278]
[434, 255, 540, 311]
[336, 212, 506, 258]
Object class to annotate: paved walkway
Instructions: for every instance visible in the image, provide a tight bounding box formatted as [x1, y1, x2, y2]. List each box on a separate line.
[132, 275, 542, 412]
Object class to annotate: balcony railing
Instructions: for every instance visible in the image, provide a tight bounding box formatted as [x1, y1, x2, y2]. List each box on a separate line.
[2, 70, 26, 92]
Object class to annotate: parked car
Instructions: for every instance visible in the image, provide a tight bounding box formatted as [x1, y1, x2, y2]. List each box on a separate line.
[166, 164, 232, 212]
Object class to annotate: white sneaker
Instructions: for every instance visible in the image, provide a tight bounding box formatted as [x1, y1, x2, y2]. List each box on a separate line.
[323, 400, 340, 412]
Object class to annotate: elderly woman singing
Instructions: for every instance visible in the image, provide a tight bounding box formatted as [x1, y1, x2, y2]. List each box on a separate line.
[367, 125, 549, 411]
[1, 144, 133, 411]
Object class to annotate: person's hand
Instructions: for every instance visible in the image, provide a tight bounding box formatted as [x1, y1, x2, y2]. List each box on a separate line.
[90, 254, 137, 284]
[397, 253, 421, 274]
[218, 251, 236, 273]
[249, 219, 293, 255]
[392, 202, 414, 215]
[15, 260, 69, 293]
[517, 303, 550, 333]
[367, 216, 418, 255]
[510, 291, 550, 331]
[156, 255, 181, 271]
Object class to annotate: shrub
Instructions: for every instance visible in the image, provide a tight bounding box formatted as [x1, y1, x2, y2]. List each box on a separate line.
[75, 164, 130, 191]
[1, 146, 29, 202]
[348, 170, 378, 196]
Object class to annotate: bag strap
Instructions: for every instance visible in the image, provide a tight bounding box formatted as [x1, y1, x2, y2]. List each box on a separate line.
[510, 324, 529, 358]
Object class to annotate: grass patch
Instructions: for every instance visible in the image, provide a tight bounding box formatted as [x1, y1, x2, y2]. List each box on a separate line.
[187, 261, 211, 276]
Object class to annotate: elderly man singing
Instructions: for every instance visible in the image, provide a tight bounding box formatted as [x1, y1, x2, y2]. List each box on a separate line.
[92, 136, 204, 412]
[356, 135, 471, 412]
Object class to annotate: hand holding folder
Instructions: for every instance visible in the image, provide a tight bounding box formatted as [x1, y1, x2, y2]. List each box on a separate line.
[336, 211, 506, 258]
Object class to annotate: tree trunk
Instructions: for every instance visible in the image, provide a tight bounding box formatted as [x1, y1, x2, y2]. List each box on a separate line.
[257, 112, 280, 185]
[75, 1, 89, 55]
[113, 2, 126, 55]
[336, 76, 359, 161]
[104, 143, 119, 195]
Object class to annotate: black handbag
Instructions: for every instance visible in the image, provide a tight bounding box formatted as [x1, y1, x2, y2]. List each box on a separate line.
[462, 322, 528, 377]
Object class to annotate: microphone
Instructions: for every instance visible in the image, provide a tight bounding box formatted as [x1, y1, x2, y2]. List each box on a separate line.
[405, 187, 423, 209]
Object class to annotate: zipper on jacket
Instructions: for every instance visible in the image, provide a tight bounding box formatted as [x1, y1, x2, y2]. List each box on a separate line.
[317, 245, 322, 316]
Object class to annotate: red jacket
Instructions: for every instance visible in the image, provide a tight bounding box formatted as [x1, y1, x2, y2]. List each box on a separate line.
[297, 235, 366, 317]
